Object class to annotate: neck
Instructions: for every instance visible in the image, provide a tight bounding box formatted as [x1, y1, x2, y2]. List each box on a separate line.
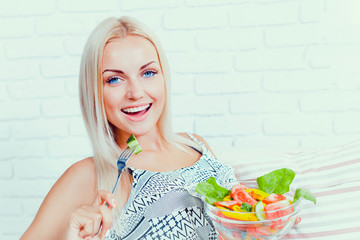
[115, 128, 171, 153]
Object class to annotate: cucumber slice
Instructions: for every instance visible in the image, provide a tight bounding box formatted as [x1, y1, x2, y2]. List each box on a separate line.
[254, 201, 267, 221]
[126, 134, 142, 155]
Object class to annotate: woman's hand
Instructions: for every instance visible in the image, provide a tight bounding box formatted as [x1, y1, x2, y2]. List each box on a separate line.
[66, 190, 116, 240]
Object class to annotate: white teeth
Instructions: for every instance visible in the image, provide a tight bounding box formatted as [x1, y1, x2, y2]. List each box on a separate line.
[122, 104, 150, 113]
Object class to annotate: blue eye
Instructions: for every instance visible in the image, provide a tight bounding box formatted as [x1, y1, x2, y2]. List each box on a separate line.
[106, 76, 123, 85]
[143, 70, 156, 78]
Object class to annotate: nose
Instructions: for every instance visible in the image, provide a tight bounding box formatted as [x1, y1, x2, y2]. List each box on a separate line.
[126, 78, 145, 100]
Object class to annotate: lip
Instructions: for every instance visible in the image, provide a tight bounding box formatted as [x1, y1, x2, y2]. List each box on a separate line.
[121, 103, 152, 122]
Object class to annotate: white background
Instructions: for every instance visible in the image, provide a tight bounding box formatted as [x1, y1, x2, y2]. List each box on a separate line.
[1, 0, 360, 239]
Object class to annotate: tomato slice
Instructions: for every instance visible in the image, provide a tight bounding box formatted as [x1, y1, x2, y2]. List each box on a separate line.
[231, 187, 257, 206]
[264, 200, 293, 219]
[214, 200, 241, 209]
[262, 193, 286, 205]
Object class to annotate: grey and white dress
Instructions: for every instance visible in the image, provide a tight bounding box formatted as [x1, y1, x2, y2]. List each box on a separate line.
[106, 133, 236, 240]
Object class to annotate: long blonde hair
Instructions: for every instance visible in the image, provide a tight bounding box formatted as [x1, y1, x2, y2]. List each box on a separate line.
[79, 16, 200, 199]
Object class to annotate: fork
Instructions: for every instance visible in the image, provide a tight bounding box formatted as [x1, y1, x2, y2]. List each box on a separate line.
[110, 146, 135, 194]
[103, 146, 135, 208]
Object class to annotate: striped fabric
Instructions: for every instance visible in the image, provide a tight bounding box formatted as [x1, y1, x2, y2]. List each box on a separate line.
[216, 139, 360, 240]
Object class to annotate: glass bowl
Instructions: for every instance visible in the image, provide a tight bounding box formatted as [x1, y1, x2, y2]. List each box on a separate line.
[205, 180, 302, 240]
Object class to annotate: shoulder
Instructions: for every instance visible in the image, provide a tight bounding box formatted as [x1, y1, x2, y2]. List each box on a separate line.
[21, 158, 97, 239]
[177, 132, 216, 156]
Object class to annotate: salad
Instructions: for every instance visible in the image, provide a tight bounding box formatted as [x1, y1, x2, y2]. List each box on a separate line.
[196, 168, 316, 223]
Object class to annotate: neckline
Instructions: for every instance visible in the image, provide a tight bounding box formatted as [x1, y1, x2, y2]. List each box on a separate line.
[127, 141, 206, 174]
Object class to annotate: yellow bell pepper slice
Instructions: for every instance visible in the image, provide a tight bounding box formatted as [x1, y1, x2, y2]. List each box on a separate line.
[222, 195, 232, 201]
[217, 206, 259, 221]
[245, 188, 269, 201]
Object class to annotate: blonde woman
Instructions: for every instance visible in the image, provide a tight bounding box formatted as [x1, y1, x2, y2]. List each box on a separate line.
[21, 16, 236, 240]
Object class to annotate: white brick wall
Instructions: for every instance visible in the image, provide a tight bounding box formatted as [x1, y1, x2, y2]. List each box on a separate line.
[1, 0, 360, 238]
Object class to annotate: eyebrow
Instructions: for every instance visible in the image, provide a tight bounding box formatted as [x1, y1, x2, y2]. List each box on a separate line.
[102, 61, 157, 74]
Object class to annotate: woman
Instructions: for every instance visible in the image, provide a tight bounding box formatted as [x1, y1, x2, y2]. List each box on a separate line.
[21, 16, 236, 240]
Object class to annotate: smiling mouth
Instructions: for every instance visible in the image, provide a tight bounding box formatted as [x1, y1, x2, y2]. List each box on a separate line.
[121, 103, 152, 116]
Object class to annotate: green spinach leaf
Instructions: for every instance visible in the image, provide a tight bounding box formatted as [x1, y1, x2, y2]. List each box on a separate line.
[294, 188, 317, 204]
[195, 177, 230, 205]
[257, 168, 295, 194]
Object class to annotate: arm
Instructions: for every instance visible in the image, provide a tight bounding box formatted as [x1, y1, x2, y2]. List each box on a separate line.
[20, 158, 108, 240]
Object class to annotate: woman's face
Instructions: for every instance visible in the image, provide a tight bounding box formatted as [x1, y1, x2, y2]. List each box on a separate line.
[102, 35, 165, 138]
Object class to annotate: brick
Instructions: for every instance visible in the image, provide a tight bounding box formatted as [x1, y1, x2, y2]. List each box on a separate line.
[326, 0, 360, 26]
[57, 0, 118, 12]
[0, 215, 33, 236]
[0, 0, 55, 16]
[0, 141, 14, 160]
[47, 137, 92, 158]
[22, 197, 43, 217]
[121, 10, 164, 31]
[7, 79, 66, 99]
[5, 37, 63, 59]
[185, 0, 229, 6]
[172, 116, 194, 133]
[8, 140, 47, 159]
[0, 83, 7, 101]
[265, 24, 324, 47]
[163, 8, 227, 30]
[196, 28, 262, 51]
[0, 198, 22, 216]
[194, 72, 261, 95]
[300, 135, 360, 148]
[263, 113, 333, 135]
[0, 179, 54, 198]
[300, 0, 325, 23]
[0, 122, 10, 140]
[155, 30, 196, 52]
[229, 2, 299, 27]
[68, 118, 88, 137]
[65, 78, 80, 97]
[0, 18, 33, 38]
[121, 0, 182, 10]
[300, 92, 360, 112]
[35, 15, 96, 36]
[171, 74, 194, 95]
[334, 113, 360, 134]
[63, 36, 88, 56]
[14, 158, 68, 179]
[0, 161, 12, 179]
[263, 69, 335, 92]
[195, 115, 262, 136]
[10, 118, 68, 140]
[41, 97, 81, 117]
[172, 95, 195, 116]
[306, 46, 331, 68]
[234, 136, 301, 149]
[40, 57, 80, 78]
[230, 93, 298, 114]
[234, 48, 305, 71]
[0, 60, 39, 80]
[168, 52, 232, 73]
[0, 101, 41, 120]
[172, 95, 228, 116]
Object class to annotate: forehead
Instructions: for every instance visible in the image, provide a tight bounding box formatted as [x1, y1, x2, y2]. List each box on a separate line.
[102, 35, 159, 67]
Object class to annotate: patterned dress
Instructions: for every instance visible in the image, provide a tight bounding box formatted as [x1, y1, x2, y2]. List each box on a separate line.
[106, 134, 236, 240]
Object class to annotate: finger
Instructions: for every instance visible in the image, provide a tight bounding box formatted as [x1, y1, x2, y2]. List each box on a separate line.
[94, 190, 116, 208]
[72, 214, 95, 239]
[97, 205, 113, 238]
[76, 207, 103, 237]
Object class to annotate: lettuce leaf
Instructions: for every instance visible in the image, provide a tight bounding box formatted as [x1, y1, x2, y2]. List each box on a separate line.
[195, 177, 230, 205]
[257, 168, 295, 195]
[294, 188, 317, 204]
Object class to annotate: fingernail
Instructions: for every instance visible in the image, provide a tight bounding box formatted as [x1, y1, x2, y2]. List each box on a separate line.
[105, 229, 111, 237]
[111, 199, 116, 208]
